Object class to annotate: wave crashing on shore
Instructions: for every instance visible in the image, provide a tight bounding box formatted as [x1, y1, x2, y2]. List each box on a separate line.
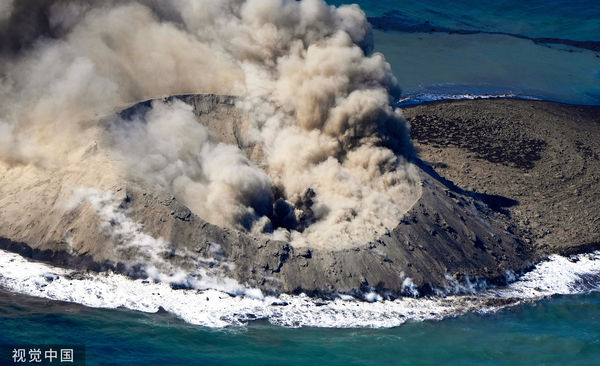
[1, 249, 599, 328]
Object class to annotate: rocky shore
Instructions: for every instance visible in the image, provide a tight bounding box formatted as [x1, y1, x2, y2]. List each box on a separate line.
[1, 96, 598, 298]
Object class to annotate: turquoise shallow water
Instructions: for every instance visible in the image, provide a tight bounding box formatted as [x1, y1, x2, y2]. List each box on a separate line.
[326, 0, 600, 105]
[1, 289, 599, 365]
[328, 0, 600, 40]
[375, 29, 600, 105]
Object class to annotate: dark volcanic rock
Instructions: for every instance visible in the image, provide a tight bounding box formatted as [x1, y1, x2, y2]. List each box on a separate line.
[405, 99, 600, 257]
[6, 95, 597, 299]
[409, 114, 547, 169]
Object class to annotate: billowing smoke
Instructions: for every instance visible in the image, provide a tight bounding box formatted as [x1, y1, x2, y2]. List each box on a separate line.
[0, 1, 12, 21]
[0, 0, 421, 250]
[109, 100, 274, 230]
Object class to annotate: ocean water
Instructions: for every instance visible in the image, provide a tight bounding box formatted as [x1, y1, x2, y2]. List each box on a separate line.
[327, 0, 600, 105]
[329, 0, 600, 39]
[1, 248, 600, 365]
[2, 0, 600, 364]
[1, 289, 600, 365]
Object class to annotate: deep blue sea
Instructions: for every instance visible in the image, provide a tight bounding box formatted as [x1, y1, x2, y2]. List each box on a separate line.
[1, 1, 600, 365]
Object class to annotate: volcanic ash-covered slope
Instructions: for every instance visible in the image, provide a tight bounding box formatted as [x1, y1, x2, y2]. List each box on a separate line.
[405, 99, 600, 258]
[0, 94, 534, 297]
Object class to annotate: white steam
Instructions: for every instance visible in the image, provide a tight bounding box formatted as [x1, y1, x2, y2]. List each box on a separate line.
[0, 0, 420, 250]
[66, 187, 261, 296]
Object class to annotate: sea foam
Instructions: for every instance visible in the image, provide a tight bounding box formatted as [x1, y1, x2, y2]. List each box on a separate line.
[396, 93, 541, 107]
[1, 249, 599, 328]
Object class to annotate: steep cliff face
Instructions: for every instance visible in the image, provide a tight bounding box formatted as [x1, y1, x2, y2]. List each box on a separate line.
[0, 95, 535, 297]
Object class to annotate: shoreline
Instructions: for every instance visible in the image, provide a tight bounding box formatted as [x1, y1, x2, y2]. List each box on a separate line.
[397, 94, 542, 108]
[398, 94, 600, 109]
[1, 246, 599, 327]
[1, 97, 598, 300]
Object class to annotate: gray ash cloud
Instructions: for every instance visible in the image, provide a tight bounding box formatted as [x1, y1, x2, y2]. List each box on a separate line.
[0, 0, 420, 249]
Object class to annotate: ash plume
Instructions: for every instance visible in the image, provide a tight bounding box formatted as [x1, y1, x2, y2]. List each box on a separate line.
[0, 0, 420, 249]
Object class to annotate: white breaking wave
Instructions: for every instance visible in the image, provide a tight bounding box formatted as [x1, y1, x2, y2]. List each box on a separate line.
[396, 93, 541, 107]
[1, 249, 599, 328]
